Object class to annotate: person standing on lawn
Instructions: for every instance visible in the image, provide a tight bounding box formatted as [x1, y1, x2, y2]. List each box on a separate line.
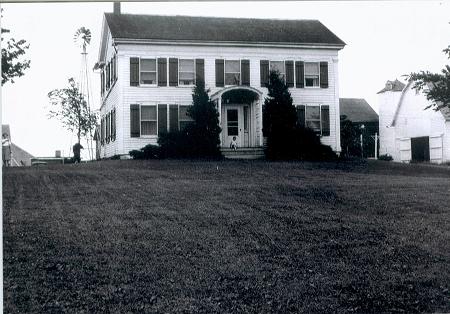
[2, 133, 12, 167]
[73, 143, 83, 163]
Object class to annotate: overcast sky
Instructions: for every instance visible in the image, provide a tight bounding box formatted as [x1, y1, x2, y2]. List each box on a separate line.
[1, 1, 449, 157]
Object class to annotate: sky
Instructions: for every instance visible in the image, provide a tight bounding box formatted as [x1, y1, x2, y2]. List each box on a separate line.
[1, 1, 449, 158]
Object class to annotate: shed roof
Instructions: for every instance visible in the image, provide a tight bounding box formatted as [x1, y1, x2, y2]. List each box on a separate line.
[104, 13, 346, 47]
[339, 98, 379, 123]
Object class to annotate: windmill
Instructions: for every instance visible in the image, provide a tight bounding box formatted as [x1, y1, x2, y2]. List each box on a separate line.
[74, 27, 95, 160]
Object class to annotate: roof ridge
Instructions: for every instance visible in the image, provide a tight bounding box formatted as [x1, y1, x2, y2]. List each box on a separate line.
[104, 12, 321, 23]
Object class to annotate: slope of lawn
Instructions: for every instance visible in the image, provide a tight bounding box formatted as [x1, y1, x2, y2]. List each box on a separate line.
[3, 159, 450, 313]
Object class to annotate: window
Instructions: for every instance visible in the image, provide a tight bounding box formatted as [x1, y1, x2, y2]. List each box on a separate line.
[179, 105, 194, 130]
[305, 105, 321, 132]
[179, 59, 195, 85]
[296, 104, 330, 136]
[225, 60, 240, 85]
[141, 105, 157, 135]
[304, 62, 320, 87]
[227, 109, 239, 136]
[270, 61, 285, 81]
[140, 59, 157, 85]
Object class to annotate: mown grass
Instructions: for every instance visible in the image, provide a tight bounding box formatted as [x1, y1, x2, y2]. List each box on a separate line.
[3, 159, 450, 313]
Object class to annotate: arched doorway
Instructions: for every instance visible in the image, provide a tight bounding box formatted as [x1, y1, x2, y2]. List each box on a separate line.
[211, 86, 263, 148]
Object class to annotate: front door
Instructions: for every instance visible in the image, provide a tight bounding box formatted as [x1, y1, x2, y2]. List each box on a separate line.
[224, 106, 244, 148]
[243, 106, 250, 147]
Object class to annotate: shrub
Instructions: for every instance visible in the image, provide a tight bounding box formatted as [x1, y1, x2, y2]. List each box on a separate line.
[293, 127, 337, 161]
[158, 131, 190, 158]
[378, 154, 393, 161]
[129, 144, 160, 160]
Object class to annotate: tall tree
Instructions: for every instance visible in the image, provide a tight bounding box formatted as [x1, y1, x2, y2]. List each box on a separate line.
[1, 9, 31, 85]
[186, 79, 222, 157]
[407, 47, 450, 110]
[262, 70, 297, 159]
[47, 78, 97, 145]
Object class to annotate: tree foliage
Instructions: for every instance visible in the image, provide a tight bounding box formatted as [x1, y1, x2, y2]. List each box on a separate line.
[157, 80, 221, 158]
[1, 10, 31, 85]
[185, 79, 222, 157]
[47, 78, 97, 144]
[407, 47, 450, 110]
[340, 115, 361, 157]
[262, 70, 297, 159]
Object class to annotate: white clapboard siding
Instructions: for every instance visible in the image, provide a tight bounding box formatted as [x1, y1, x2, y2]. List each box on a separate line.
[99, 40, 341, 157]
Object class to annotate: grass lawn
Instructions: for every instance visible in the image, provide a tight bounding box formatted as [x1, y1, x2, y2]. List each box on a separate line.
[3, 159, 450, 313]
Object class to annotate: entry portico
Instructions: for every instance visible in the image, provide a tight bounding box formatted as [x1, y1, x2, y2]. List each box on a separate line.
[211, 86, 263, 149]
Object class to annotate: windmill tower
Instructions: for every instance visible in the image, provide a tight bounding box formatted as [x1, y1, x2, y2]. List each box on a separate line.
[74, 27, 95, 160]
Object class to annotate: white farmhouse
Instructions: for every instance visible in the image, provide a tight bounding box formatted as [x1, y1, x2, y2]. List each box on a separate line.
[95, 8, 345, 158]
[378, 79, 450, 163]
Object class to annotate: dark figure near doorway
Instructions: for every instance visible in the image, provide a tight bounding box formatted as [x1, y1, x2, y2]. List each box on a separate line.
[73, 143, 84, 163]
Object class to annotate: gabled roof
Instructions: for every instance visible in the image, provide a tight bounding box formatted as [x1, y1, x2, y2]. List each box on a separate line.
[377, 79, 406, 94]
[10, 143, 34, 166]
[104, 13, 346, 47]
[339, 98, 378, 123]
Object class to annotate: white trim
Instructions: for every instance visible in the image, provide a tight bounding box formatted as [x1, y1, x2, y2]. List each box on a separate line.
[113, 38, 345, 50]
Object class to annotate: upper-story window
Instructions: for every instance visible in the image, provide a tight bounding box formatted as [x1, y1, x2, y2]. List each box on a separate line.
[270, 61, 285, 81]
[179, 59, 195, 86]
[304, 62, 320, 87]
[225, 60, 240, 85]
[140, 59, 157, 85]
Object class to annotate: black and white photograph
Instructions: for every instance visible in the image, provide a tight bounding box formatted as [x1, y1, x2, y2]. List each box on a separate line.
[2, 0, 450, 312]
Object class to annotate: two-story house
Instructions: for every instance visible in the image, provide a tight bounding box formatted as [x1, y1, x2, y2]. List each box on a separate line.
[95, 8, 345, 158]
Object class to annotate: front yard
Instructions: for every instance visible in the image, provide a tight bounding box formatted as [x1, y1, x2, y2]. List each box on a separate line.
[3, 159, 450, 313]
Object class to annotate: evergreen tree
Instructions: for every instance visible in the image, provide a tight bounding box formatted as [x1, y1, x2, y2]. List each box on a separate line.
[262, 70, 297, 159]
[186, 79, 222, 157]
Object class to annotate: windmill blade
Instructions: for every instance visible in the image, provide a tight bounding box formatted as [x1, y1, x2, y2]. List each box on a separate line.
[74, 27, 92, 51]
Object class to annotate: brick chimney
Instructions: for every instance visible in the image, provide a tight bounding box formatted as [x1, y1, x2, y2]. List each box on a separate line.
[113, 2, 121, 15]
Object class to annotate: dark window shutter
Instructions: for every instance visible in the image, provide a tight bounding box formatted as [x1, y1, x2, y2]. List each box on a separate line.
[241, 59, 250, 86]
[320, 62, 328, 88]
[321, 105, 330, 136]
[215, 59, 224, 87]
[158, 58, 167, 86]
[296, 105, 306, 128]
[130, 104, 140, 137]
[295, 61, 304, 88]
[101, 70, 104, 96]
[111, 109, 116, 141]
[100, 117, 104, 145]
[158, 104, 168, 135]
[195, 59, 205, 85]
[169, 105, 179, 132]
[106, 63, 110, 90]
[106, 113, 110, 143]
[260, 60, 269, 87]
[285, 61, 294, 87]
[130, 57, 139, 86]
[169, 58, 178, 87]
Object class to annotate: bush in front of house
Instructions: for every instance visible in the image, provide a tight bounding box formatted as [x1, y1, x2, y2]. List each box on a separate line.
[129, 144, 161, 160]
[378, 154, 393, 161]
[130, 80, 222, 160]
[263, 70, 336, 161]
